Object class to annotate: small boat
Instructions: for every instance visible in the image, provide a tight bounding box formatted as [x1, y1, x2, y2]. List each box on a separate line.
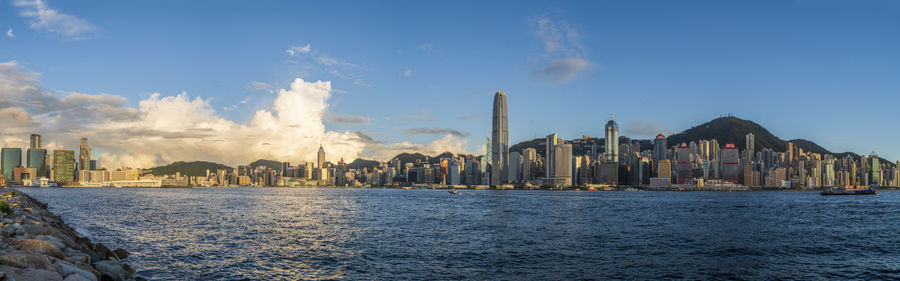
[448, 190, 459, 194]
[586, 187, 598, 191]
[821, 186, 878, 196]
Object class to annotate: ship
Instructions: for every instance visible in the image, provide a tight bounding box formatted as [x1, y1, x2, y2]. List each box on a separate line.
[820, 185, 878, 196]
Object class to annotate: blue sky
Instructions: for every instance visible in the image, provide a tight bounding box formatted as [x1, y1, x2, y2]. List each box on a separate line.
[1, 0, 899, 166]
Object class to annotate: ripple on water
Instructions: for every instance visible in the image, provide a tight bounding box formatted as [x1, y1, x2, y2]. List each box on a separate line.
[16, 188, 900, 280]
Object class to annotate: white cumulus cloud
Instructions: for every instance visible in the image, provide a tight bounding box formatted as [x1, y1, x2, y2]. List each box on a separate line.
[285, 44, 311, 56]
[6, 29, 13, 38]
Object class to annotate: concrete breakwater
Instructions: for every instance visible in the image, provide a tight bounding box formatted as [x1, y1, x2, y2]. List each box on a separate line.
[0, 188, 138, 281]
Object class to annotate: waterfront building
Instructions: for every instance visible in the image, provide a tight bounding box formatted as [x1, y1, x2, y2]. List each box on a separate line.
[604, 115, 619, 163]
[545, 133, 558, 180]
[30, 134, 41, 150]
[449, 162, 461, 185]
[632, 155, 651, 186]
[26, 149, 48, 178]
[869, 153, 882, 186]
[79, 138, 91, 171]
[657, 160, 672, 180]
[52, 150, 76, 184]
[745, 133, 755, 162]
[676, 144, 691, 184]
[553, 143, 573, 186]
[1, 148, 23, 182]
[522, 148, 537, 182]
[653, 134, 667, 163]
[491, 91, 509, 186]
[722, 144, 740, 184]
[508, 151, 521, 184]
[317, 145, 326, 169]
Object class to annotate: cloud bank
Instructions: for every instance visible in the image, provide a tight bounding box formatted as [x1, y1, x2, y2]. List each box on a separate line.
[532, 14, 591, 83]
[0, 61, 469, 169]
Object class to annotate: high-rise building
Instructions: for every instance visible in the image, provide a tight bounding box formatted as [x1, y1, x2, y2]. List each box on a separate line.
[79, 138, 91, 171]
[745, 133, 755, 162]
[27, 149, 48, 178]
[52, 150, 76, 184]
[604, 115, 619, 163]
[653, 134, 667, 163]
[491, 91, 509, 186]
[1, 148, 23, 182]
[676, 144, 691, 184]
[657, 160, 672, 180]
[508, 151, 521, 184]
[553, 143, 573, 186]
[722, 144, 740, 184]
[522, 148, 537, 181]
[30, 134, 41, 150]
[869, 153, 882, 186]
[317, 145, 326, 169]
[545, 133, 558, 179]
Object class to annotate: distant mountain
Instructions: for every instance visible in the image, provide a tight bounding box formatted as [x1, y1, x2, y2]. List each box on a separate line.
[392, 152, 428, 167]
[148, 161, 232, 177]
[346, 158, 380, 170]
[249, 159, 282, 171]
[509, 138, 546, 156]
[787, 138, 831, 155]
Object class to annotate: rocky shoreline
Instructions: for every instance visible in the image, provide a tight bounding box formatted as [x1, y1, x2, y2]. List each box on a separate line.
[0, 188, 139, 281]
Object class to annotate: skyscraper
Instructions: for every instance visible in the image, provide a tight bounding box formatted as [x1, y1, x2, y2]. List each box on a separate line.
[522, 148, 537, 182]
[545, 133, 558, 179]
[79, 138, 91, 171]
[317, 145, 326, 169]
[676, 144, 691, 184]
[745, 133, 755, 162]
[52, 150, 76, 184]
[491, 91, 508, 186]
[722, 144, 740, 184]
[554, 143, 573, 186]
[30, 134, 41, 150]
[604, 115, 619, 163]
[653, 134, 667, 163]
[27, 149, 48, 178]
[1, 148, 22, 181]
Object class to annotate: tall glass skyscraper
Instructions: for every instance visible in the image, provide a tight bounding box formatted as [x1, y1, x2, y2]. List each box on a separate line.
[79, 138, 91, 171]
[1, 148, 22, 181]
[604, 115, 619, 163]
[491, 91, 508, 186]
[653, 134, 667, 163]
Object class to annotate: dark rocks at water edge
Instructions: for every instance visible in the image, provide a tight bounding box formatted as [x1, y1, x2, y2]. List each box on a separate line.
[0, 189, 140, 281]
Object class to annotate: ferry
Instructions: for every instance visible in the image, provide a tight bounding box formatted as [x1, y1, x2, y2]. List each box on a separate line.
[820, 185, 878, 196]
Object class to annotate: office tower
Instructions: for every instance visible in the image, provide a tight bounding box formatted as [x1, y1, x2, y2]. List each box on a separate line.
[483, 138, 491, 175]
[545, 133, 558, 179]
[281, 162, 290, 177]
[52, 150, 76, 184]
[508, 151, 521, 184]
[657, 160, 672, 180]
[554, 143, 573, 186]
[26, 148, 48, 178]
[522, 148, 537, 181]
[824, 155, 835, 187]
[869, 153, 882, 186]
[653, 134, 667, 163]
[604, 115, 619, 163]
[745, 133, 755, 162]
[1, 148, 23, 181]
[786, 142, 794, 166]
[632, 155, 651, 186]
[491, 91, 509, 186]
[79, 138, 91, 171]
[722, 144, 740, 184]
[317, 145, 326, 169]
[449, 162, 461, 185]
[676, 144, 691, 184]
[30, 134, 41, 150]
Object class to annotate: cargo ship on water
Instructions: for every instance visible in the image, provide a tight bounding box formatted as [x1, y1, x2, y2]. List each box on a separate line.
[821, 185, 878, 196]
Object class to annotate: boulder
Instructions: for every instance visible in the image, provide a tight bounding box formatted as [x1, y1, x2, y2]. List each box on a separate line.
[54, 260, 99, 281]
[36, 234, 67, 250]
[16, 268, 64, 281]
[64, 273, 93, 281]
[92, 260, 130, 281]
[92, 243, 119, 261]
[18, 239, 64, 259]
[0, 249, 55, 269]
[112, 248, 129, 259]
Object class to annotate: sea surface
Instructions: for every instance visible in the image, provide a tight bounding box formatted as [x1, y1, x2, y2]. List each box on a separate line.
[17, 187, 900, 280]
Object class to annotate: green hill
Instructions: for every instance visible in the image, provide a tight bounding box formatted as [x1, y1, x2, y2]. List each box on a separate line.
[667, 116, 785, 152]
[148, 161, 232, 177]
[249, 159, 282, 170]
[346, 158, 380, 170]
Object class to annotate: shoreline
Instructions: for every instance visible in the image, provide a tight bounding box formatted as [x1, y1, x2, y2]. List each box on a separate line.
[17, 185, 900, 192]
[0, 188, 140, 281]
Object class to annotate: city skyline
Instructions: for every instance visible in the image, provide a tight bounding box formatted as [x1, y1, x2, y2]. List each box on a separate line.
[1, 0, 899, 168]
